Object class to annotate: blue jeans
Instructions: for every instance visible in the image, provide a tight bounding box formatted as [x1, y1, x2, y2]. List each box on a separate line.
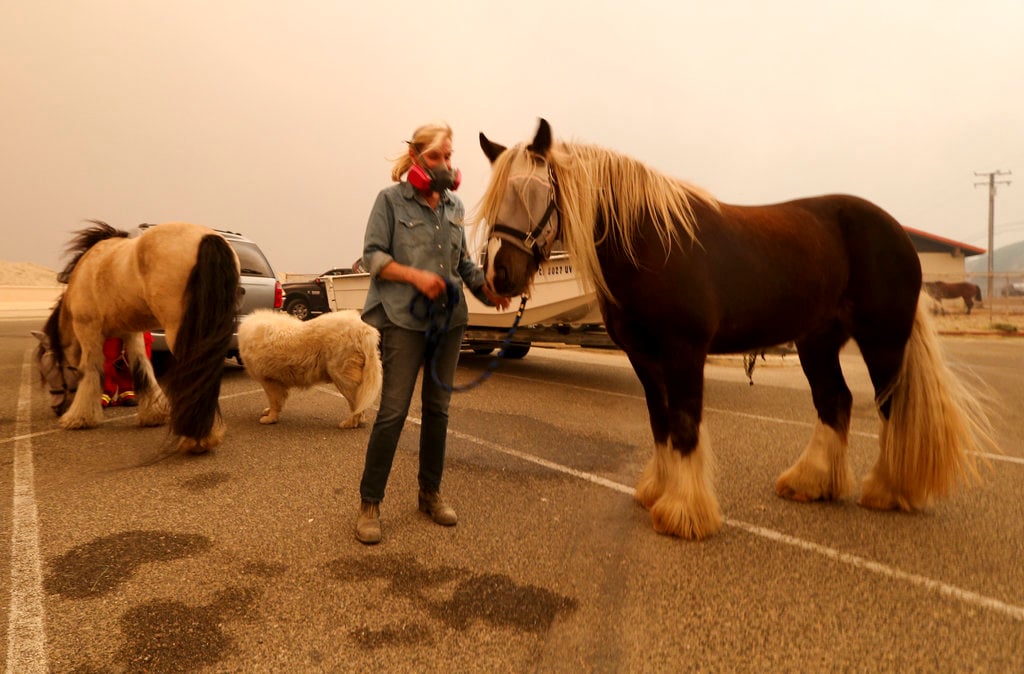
[359, 313, 466, 503]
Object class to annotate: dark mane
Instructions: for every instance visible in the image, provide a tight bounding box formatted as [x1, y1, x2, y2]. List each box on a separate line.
[57, 220, 130, 284]
[35, 297, 66, 378]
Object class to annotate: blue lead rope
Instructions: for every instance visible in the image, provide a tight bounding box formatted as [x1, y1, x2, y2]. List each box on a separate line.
[410, 280, 528, 393]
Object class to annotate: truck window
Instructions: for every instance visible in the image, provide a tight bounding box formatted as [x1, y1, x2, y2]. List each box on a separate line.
[231, 241, 275, 278]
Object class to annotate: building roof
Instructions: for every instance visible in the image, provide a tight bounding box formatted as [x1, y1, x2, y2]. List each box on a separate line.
[903, 226, 985, 257]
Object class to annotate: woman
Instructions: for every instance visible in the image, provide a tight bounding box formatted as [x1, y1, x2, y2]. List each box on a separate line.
[356, 122, 509, 545]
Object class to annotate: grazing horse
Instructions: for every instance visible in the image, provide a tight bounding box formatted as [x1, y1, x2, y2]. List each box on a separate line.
[476, 119, 996, 540]
[923, 281, 982, 315]
[34, 221, 240, 454]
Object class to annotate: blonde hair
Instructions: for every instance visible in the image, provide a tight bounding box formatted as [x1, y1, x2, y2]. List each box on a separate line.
[390, 122, 454, 182]
[475, 140, 718, 302]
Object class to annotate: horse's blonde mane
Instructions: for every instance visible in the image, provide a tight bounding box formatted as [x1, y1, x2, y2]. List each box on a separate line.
[475, 140, 719, 301]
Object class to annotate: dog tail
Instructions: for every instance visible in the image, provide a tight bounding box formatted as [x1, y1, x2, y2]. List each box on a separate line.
[350, 323, 383, 418]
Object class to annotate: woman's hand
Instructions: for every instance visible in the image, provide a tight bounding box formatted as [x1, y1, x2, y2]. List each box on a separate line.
[413, 269, 447, 300]
[379, 262, 446, 299]
[482, 283, 512, 310]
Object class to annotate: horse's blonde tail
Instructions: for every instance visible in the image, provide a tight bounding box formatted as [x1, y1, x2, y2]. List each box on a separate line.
[350, 325, 382, 418]
[862, 303, 997, 510]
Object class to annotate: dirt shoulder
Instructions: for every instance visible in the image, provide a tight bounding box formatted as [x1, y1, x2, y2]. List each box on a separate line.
[930, 300, 1024, 336]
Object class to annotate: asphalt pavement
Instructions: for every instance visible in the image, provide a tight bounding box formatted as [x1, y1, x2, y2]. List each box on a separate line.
[1, 317, 1022, 672]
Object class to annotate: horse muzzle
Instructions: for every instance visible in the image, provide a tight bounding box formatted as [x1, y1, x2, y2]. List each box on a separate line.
[50, 392, 71, 417]
[486, 238, 537, 297]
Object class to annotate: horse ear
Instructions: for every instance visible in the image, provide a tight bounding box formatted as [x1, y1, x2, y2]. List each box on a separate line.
[30, 330, 47, 344]
[528, 118, 552, 155]
[479, 132, 506, 164]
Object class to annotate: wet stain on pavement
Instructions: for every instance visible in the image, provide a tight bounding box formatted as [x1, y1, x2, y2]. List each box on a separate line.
[439, 572, 576, 632]
[349, 623, 434, 649]
[44, 530, 212, 599]
[327, 554, 578, 647]
[241, 560, 289, 578]
[180, 470, 232, 491]
[116, 585, 259, 674]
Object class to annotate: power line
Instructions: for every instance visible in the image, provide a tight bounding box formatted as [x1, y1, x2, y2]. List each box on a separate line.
[974, 170, 1012, 300]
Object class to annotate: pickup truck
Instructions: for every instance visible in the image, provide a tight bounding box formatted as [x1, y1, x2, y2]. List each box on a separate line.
[281, 267, 358, 320]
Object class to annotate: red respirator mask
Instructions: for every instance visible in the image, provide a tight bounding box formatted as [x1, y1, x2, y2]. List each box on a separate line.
[408, 162, 461, 194]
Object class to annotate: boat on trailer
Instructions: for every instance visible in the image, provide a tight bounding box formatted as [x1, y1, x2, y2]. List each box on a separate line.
[323, 252, 613, 357]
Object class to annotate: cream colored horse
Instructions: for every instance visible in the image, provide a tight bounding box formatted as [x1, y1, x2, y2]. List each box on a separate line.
[35, 221, 240, 454]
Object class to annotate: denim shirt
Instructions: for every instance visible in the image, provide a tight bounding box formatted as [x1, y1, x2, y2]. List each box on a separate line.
[362, 181, 489, 331]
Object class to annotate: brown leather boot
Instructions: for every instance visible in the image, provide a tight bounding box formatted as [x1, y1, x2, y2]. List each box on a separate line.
[418, 490, 457, 526]
[355, 500, 381, 544]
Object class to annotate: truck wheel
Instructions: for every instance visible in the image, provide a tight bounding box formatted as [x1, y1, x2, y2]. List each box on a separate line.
[503, 344, 530, 359]
[285, 298, 311, 321]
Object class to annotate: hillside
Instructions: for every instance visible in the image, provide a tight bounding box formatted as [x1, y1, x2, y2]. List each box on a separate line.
[0, 261, 61, 286]
[966, 239, 1024, 273]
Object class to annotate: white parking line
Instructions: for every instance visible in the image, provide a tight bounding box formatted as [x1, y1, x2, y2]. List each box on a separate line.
[495, 370, 1024, 465]
[435, 420, 1024, 623]
[7, 355, 48, 672]
[5, 369, 1019, 674]
[0, 386, 265, 448]
[1, 375, 269, 672]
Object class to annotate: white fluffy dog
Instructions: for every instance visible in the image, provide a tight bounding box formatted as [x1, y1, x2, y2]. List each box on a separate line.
[238, 309, 382, 428]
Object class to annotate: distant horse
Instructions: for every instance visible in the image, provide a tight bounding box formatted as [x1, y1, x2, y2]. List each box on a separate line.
[923, 281, 982, 315]
[237, 309, 382, 428]
[34, 221, 239, 454]
[476, 119, 996, 540]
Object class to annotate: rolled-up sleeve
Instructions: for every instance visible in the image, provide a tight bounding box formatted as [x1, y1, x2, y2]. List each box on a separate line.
[363, 190, 395, 278]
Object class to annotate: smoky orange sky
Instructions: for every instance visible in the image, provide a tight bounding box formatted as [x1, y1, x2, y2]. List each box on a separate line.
[2, 0, 1022, 275]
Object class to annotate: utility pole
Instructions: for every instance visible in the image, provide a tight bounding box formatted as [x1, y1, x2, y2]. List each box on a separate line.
[974, 169, 1012, 302]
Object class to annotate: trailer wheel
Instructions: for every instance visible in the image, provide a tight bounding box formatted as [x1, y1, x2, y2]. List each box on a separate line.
[503, 344, 530, 359]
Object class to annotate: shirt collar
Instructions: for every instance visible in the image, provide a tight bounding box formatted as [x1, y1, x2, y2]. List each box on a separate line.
[400, 180, 454, 206]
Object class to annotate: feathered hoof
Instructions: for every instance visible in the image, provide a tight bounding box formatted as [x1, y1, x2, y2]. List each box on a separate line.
[775, 463, 821, 502]
[136, 408, 169, 427]
[177, 420, 225, 455]
[859, 469, 916, 512]
[857, 492, 901, 511]
[634, 477, 660, 511]
[137, 395, 170, 427]
[649, 494, 723, 540]
[177, 437, 207, 455]
[59, 414, 98, 430]
[775, 465, 849, 503]
[338, 414, 362, 430]
[634, 461, 664, 511]
[776, 480, 815, 503]
[258, 415, 279, 425]
[858, 482, 911, 511]
[177, 436, 221, 455]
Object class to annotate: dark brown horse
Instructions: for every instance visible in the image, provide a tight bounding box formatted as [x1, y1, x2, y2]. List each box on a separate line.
[475, 119, 996, 540]
[923, 281, 982, 314]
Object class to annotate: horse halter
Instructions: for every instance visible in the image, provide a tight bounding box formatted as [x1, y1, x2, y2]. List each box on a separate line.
[489, 163, 560, 262]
